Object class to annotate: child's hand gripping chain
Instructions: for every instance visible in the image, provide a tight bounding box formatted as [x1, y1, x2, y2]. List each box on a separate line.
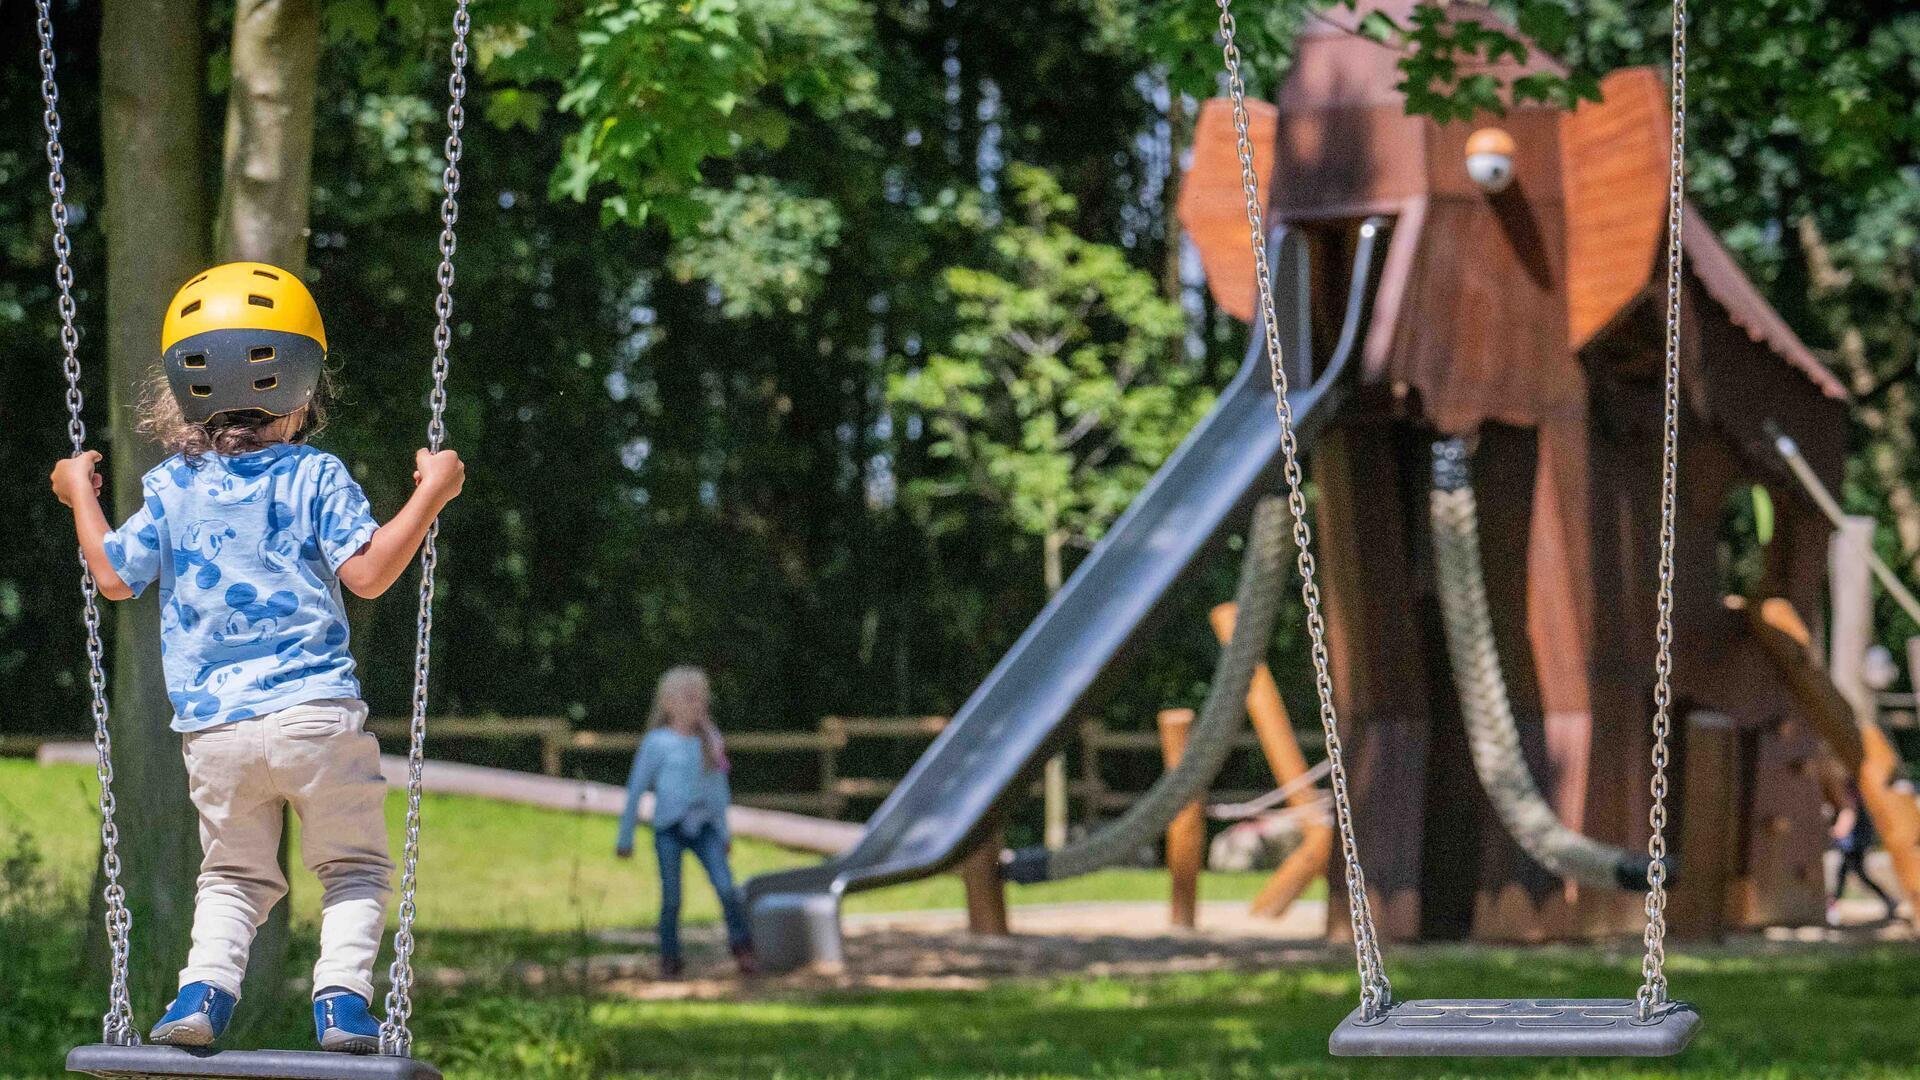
[334, 447, 465, 599]
[50, 450, 134, 601]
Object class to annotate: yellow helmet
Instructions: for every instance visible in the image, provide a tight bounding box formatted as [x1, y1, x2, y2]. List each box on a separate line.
[160, 262, 327, 424]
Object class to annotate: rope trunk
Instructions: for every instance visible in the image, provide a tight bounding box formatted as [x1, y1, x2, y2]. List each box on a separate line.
[1429, 438, 1648, 892]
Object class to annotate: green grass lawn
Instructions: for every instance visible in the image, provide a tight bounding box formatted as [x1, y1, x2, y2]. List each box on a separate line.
[7, 760, 1918, 1080]
[0, 761, 1276, 961]
[412, 947, 1920, 1080]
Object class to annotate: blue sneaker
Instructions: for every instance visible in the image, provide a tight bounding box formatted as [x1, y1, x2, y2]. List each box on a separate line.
[313, 987, 382, 1054]
[150, 981, 237, 1047]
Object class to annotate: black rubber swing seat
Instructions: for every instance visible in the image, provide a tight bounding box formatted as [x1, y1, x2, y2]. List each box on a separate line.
[1329, 998, 1701, 1057]
[66, 1045, 442, 1080]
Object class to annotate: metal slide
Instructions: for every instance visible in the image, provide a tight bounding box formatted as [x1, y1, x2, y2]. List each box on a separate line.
[745, 220, 1388, 972]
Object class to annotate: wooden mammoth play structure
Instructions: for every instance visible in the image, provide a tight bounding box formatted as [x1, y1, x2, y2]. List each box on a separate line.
[1178, 0, 1904, 942]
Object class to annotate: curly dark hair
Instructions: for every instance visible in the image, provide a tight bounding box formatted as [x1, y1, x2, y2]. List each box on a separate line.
[135, 361, 334, 459]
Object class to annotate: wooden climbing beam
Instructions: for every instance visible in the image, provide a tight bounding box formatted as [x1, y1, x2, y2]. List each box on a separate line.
[1742, 596, 1920, 924]
[1159, 708, 1204, 928]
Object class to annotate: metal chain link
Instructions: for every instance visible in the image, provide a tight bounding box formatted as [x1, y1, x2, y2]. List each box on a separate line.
[37, 0, 140, 1047]
[1215, 0, 1391, 1018]
[1638, 0, 1687, 1022]
[381, 0, 470, 1056]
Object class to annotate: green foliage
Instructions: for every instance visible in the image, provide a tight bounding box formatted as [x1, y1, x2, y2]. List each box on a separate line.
[1360, 1, 1603, 121]
[0, 831, 91, 1068]
[667, 176, 843, 317]
[1081, 0, 1307, 101]
[1097, 0, 1603, 123]
[1562, 0, 1920, 664]
[479, 0, 878, 233]
[891, 165, 1207, 588]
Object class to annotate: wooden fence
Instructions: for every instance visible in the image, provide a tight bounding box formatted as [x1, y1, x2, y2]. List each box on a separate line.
[381, 712, 1324, 820]
[4, 710, 1337, 822]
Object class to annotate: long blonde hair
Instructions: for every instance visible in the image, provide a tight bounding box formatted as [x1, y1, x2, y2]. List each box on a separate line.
[648, 665, 727, 773]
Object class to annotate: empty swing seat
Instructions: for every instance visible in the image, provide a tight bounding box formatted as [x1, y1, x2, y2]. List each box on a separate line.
[67, 1045, 442, 1080]
[1329, 998, 1700, 1057]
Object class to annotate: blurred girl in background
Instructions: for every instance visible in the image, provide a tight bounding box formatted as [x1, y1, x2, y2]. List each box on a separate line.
[617, 665, 756, 977]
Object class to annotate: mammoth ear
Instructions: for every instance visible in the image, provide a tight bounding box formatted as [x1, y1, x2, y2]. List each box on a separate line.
[1177, 96, 1278, 324]
[1562, 68, 1668, 350]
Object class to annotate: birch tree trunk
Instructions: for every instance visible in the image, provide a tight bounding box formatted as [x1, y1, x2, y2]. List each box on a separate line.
[218, 0, 320, 273]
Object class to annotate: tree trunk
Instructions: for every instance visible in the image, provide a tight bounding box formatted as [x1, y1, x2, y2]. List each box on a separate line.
[210, 0, 325, 1013]
[1041, 528, 1068, 849]
[98, 0, 210, 1018]
[1797, 216, 1920, 581]
[217, 0, 320, 272]
[1162, 91, 1191, 303]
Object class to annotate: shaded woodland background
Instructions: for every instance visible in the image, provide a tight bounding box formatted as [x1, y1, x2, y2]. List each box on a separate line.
[1, 0, 1914, 795]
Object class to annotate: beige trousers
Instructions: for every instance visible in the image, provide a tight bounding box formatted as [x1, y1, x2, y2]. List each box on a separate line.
[178, 698, 392, 1002]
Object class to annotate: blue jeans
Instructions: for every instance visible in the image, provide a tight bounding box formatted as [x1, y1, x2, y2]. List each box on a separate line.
[653, 819, 751, 963]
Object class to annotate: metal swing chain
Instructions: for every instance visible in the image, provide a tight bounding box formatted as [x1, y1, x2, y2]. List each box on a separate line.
[1638, 0, 1687, 1022]
[36, 0, 140, 1048]
[381, 0, 470, 1056]
[1215, 0, 1391, 1018]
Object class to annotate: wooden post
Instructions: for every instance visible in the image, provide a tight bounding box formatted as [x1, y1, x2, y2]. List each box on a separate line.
[960, 819, 1010, 935]
[1080, 718, 1106, 825]
[1669, 712, 1740, 934]
[1159, 708, 1204, 928]
[1908, 637, 1920, 716]
[1211, 603, 1330, 918]
[1044, 754, 1071, 849]
[1830, 517, 1878, 724]
[819, 717, 846, 820]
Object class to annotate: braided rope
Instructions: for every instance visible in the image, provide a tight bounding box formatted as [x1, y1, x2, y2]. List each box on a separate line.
[1429, 439, 1647, 892]
[1010, 498, 1289, 883]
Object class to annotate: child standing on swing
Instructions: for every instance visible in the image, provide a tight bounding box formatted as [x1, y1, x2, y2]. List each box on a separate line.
[616, 665, 757, 978]
[49, 263, 464, 1054]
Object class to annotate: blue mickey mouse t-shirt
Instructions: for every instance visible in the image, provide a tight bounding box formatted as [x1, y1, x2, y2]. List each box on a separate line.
[104, 444, 380, 733]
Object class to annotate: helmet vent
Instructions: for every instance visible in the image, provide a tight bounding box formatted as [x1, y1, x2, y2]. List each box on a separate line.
[251, 269, 280, 280]
[181, 353, 207, 369]
[247, 293, 275, 308]
[180, 300, 202, 317]
[189, 385, 213, 398]
[249, 346, 276, 362]
[189, 275, 209, 286]
[254, 376, 280, 392]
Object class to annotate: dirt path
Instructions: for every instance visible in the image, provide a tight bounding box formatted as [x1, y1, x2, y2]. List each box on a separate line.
[449, 899, 1334, 999]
